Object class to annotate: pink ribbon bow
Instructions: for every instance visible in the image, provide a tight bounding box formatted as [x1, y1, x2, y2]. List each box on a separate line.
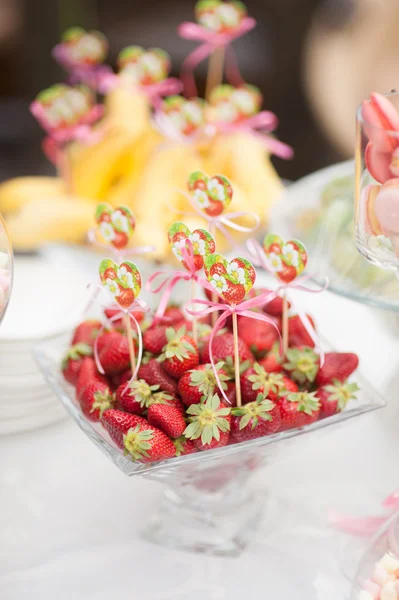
[329, 490, 399, 536]
[247, 239, 328, 365]
[146, 240, 214, 323]
[97, 72, 183, 109]
[52, 44, 113, 90]
[210, 112, 294, 160]
[185, 289, 282, 404]
[178, 18, 256, 98]
[87, 228, 155, 261]
[168, 189, 260, 252]
[30, 102, 104, 165]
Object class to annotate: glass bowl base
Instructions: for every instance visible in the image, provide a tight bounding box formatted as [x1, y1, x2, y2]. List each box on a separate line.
[143, 481, 267, 557]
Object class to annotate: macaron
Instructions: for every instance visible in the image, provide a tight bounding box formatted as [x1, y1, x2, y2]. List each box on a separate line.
[365, 142, 392, 184]
[362, 93, 399, 153]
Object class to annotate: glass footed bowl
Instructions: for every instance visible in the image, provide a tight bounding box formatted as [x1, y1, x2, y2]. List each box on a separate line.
[0, 213, 13, 324]
[271, 161, 399, 311]
[34, 333, 386, 557]
[350, 511, 399, 599]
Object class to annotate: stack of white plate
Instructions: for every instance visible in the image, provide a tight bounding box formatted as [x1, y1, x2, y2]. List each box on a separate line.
[0, 247, 93, 434]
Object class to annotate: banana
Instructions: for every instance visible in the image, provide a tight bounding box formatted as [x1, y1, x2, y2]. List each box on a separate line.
[69, 128, 140, 200]
[222, 132, 283, 224]
[104, 87, 150, 138]
[0, 176, 65, 214]
[4, 195, 95, 251]
[106, 128, 162, 209]
[131, 143, 206, 260]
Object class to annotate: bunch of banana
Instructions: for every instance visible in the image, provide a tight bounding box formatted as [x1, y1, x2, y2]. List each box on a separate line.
[0, 88, 283, 257]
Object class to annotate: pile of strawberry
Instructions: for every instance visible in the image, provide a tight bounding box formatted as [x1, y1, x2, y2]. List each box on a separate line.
[62, 294, 360, 464]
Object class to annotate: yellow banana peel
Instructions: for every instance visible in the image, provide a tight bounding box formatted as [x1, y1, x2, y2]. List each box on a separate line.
[5, 194, 95, 251]
[0, 176, 65, 214]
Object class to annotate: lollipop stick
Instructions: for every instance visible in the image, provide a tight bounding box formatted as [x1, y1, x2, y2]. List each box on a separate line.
[232, 311, 242, 407]
[124, 313, 136, 374]
[209, 222, 218, 327]
[282, 292, 289, 354]
[191, 279, 198, 347]
[205, 47, 225, 101]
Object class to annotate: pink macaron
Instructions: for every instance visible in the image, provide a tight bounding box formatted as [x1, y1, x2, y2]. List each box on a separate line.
[362, 92, 399, 153]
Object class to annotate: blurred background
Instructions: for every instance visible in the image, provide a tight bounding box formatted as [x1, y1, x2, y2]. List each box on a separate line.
[3, 0, 399, 183]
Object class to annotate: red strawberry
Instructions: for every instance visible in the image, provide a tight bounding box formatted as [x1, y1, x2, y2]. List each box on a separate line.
[135, 351, 153, 381]
[143, 325, 168, 354]
[158, 305, 185, 325]
[71, 319, 102, 347]
[173, 436, 197, 457]
[278, 391, 320, 430]
[105, 307, 144, 328]
[115, 287, 135, 309]
[113, 231, 129, 250]
[123, 423, 176, 463]
[95, 330, 116, 354]
[209, 262, 227, 277]
[103, 267, 117, 280]
[206, 199, 224, 217]
[99, 331, 135, 375]
[315, 353, 359, 387]
[231, 394, 281, 442]
[241, 363, 297, 403]
[102, 409, 176, 462]
[151, 391, 185, 413]
[225, 381, 237, 406]
[278, 264, 297, 283]
[80, 381, 114, 422]
[115, 379, 159, 414]
[223, 281, 246, 304]
[288, 315, 316, 348]
[101, 409, 149, 448]
[159, 327, 199, 379]
[145, 359, 178, 395]
[184, 394, 231, 450]
[111, 369, 132, 390]
[200, 331, 253, 364]
[237, 316, 279, 358]
[76, 357, 109, 401]
[62, 343, 92, 385]
[147, 404, 186, 438]
[283, 347, 320, 386]
[258, 341, 284, 373]
[262, 292, 290, 317]
[317, 380, 360, 418]
[177, 362, 229, 406]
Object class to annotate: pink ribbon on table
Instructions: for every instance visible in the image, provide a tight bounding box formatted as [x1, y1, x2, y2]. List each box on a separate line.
[146, 240, 214, 323]
[178, 18, 256, 98]
[185, 289, 282, 404]
[329, 490, 399, 536]
[87, 228, 156, 260]
[210, 112, 294, 160]
[247, 238, 328, 365]
[97, 72, 182, 108]
[168, 189, 260, 252]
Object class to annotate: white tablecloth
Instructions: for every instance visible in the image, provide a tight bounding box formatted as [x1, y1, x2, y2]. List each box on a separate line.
[1, 283, 399, 600]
